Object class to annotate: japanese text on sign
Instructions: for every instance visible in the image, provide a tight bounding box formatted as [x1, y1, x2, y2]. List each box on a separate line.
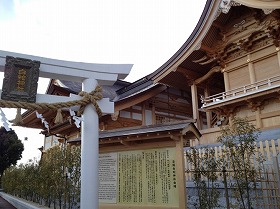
[98, 148, 178, 206]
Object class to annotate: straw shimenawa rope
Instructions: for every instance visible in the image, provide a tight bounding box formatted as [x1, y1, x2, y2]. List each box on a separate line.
[0, 85, 103, 125]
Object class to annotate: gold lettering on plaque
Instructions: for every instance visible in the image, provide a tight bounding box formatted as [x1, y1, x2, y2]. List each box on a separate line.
[16, 69, 27, 91]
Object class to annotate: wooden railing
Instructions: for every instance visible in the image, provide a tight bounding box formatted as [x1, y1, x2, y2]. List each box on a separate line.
[201, 75, 280, 107]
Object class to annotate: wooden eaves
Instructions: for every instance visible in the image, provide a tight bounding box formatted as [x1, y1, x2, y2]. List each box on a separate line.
[67, 121, 201, 153]
[20, 78, 169, 132]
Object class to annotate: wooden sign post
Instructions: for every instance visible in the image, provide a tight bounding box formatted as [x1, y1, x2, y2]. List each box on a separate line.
[0, 50, 133, 209]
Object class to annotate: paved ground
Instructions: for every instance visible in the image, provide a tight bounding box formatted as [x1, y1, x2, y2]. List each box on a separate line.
[0, 196, 17, 209]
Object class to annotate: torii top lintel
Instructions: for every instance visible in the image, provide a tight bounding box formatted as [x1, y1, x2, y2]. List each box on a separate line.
[0, 50, 133, 85]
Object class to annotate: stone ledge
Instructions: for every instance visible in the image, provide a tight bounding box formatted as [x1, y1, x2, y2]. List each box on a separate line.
[0, 192, 49, 209]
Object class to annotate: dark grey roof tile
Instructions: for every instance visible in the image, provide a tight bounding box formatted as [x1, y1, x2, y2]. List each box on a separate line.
[99, 121, 191, 138]
[59, 80, 130, 101]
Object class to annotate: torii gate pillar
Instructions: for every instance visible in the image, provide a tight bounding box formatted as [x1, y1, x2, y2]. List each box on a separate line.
[81, 78, 99, 209]
[0, 50, 133, 209]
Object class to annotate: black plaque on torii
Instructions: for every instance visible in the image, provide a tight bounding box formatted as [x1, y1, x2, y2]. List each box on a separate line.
[1, 56, 40, 103]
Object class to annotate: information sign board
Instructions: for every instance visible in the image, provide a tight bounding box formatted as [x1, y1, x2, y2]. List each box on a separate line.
[99, 148, 179, 207]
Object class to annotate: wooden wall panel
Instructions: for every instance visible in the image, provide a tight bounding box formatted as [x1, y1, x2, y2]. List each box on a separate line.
[235, 107, 255, 118]
[262, 116, 280, 128]
[250, 45, 276, 61]
[250, 120, 257, 127]
[199, 127, 220, 144]
[261, 98, 280, 114]
[254, 55, 279, 81]
[228, 67, 250, 90]
[226, 55, 248, 69]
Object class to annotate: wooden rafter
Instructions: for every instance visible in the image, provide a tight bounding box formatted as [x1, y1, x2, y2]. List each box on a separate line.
[152, 96, 192, 115]
[115, 85, 167, 111]
[176, 67, 202, 80]
[194, 66, 222, 85]
[200, 44, 215, 54]
[212, 21, 226, 32]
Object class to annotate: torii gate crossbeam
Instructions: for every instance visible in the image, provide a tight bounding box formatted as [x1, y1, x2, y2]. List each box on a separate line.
[0, 50, 133, 209]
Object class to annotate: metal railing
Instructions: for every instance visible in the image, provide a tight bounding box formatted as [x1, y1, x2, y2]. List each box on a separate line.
[201, 75, 280, 107]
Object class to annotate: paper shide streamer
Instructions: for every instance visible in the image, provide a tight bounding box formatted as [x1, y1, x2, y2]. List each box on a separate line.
[35, 111, 49, 132]
[69, 109, 83, 128]
[0, 108, 10, 131]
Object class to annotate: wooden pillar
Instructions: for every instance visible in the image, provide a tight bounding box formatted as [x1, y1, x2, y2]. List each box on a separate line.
[50, 136, 53, 147]
[248, 54, 256, 83]
[142, 102, 146, 126]
[191, 84, 200, 129]
[175, 137, 187, 209]
[190, 139, 194, 147]
[256, 107, 263, 128]
[229, 113, 233, 126]
[204, 86, 212, 128]
[223, 69, 230, 92]
[44, 137, 47, 149]
[277, 47, 280, 70]
[152, 104, 156, 125]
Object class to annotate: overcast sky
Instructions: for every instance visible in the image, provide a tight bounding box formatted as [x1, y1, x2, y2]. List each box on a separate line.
[0, 0, 206, 164]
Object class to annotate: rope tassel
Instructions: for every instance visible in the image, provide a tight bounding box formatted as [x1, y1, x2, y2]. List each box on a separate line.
[54, 109, 63, 124]
[10, 108, 23, 125]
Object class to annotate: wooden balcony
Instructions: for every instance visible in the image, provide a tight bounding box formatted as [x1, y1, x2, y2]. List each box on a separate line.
[201, 75, 280, 109]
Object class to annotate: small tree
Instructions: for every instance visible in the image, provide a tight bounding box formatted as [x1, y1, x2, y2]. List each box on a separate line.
[186, 147, 221, 209]
[2, 144, 81, 209]
[0, 127, 24, 187]
[218, 117, 262, 209]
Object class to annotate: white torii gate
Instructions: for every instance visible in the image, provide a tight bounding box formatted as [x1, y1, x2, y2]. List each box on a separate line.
[0, 50, 133, 209]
